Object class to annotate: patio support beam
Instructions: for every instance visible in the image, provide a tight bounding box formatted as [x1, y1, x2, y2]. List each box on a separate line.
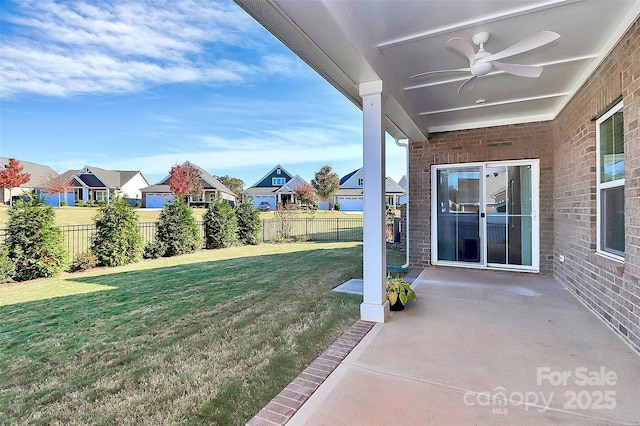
[359, 80, 389, 323]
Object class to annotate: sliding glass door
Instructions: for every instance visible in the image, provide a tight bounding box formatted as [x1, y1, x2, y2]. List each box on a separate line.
[432, 160, 539, 272]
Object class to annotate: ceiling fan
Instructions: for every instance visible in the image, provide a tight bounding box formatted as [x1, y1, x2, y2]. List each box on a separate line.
[411, 31, 560, 94]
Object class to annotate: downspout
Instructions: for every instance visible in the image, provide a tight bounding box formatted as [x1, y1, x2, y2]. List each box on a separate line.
[387, 137, 410, 271]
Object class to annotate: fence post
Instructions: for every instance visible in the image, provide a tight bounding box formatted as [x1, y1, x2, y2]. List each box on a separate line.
[336, 217, 339, 241]
[262, 219, 266, 242]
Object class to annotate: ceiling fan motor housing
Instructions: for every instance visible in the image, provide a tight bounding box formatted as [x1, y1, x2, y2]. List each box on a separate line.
[470, 62, 492, 76]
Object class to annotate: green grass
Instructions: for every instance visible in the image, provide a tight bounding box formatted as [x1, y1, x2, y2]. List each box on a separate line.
[0, 205, 359, 228]
[0, 242, 364, 425]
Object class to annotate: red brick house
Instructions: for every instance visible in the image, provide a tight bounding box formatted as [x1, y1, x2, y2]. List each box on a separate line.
[238, 0, 640, 352]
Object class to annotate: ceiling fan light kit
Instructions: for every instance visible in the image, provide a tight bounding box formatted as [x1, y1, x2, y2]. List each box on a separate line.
[411, 30, 560, 95]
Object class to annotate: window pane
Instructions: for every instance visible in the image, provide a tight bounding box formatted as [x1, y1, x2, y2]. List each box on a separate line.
[602, 186, 625, 255]
[600, 110, 624, 183]
[436, 168, 480, 262]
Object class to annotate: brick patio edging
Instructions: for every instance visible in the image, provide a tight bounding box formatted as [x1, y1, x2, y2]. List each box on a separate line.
[247, 319, 376, 426]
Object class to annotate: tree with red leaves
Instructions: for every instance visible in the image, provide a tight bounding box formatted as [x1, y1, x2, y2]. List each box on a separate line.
[42, 172, 72, 207]
[0, 158, 31, 206]
[293, 182, 317, 207]
[166, 164, 203, 200]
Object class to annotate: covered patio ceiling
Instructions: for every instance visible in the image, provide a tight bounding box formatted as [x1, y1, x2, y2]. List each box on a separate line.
[235, 0, 639, 141]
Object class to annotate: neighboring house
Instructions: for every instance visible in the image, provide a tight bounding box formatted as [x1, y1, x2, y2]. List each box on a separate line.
[0, 157, 56, 204]
[140, 161, 236, 208]
[241, 1, 640, 353]
[245, 165, 302, 209]
[335, 168, 406, 211]
[398, 175, 408, 205]
[40, 166, 150, 206]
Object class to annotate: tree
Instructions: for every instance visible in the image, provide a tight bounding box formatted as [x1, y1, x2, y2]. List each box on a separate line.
[203, 199, 237, 249]
[42, 171, 72, 207]
[91, 197, 143, 266]
[236, 201, 262, 245]
[311, 165, 340, 210]
[293, 182, 317, 207]
[166, 164, 203, 199]
[0, 158, 31, 206]
[156, 198, 200, 256]
[5, 197, 65, 281]
[215, 175, 244, 199]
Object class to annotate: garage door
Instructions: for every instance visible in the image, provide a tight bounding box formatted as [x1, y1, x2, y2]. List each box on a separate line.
[338, 196, 364, 211]
[145, 193, 173, 208]
[253, 196, 276, 209]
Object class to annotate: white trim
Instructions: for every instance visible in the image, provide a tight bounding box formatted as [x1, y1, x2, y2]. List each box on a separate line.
[595, 100, 625, 261]
[431, 159, 540, 272]
[360, 80, 388, 323]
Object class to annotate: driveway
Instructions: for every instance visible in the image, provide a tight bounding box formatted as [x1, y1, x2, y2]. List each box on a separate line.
[288, 268, 640, 425]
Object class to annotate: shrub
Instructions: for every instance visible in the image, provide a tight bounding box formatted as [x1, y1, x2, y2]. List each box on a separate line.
[156, 198, 200, 256]
[236, 202, 262, 245]
[142, 241, 165, 259]
[204, 199, 237, 249]
[135, 201, 142, 208]
[5, 199, 65, 281]
[334, 203, 341, 211]
[274, 204, 295, 240]
[60, 200, 67, 207]
[96, 199, 106, 207]
[70, 252, 97, 272]
[75, 200, 84, 207]
[91, 197, 143, 267]
[0, 245, 16, 283]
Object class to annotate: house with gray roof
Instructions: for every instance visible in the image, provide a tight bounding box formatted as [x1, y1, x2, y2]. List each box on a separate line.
[335, 167, 406, 211]
[40, 166, 150, 206]
[0, 157, 56, 204]
[245, 165, 301, 210]
[140, 161, 236, 208]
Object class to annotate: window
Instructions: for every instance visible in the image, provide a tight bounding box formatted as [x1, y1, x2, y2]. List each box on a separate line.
[94, 191, 106, 201]
[272, 177, 286, 186]
[596, 100, 624, 259]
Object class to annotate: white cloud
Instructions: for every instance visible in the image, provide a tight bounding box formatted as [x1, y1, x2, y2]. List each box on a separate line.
[0, 0, 301, 97]
[102, 125, 363, 176]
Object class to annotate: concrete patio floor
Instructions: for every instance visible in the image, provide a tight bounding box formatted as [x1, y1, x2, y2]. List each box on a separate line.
[288, 268, 640, 425]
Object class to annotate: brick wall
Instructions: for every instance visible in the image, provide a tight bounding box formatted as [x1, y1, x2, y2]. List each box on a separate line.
[409, 122, 555, 274]
[553, 19, 640, 352]
[408, 19, 640, 352]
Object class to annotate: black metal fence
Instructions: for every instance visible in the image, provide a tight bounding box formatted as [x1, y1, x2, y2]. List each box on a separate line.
[0, 217, 365, 265]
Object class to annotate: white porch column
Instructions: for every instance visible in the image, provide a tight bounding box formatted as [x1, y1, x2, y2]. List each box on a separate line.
[359, 80, 389, 323]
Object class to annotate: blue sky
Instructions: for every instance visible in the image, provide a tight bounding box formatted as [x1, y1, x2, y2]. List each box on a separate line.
[0, 0, 407, 188]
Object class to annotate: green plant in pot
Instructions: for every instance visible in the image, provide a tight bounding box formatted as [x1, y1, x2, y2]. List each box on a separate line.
[386, 274, 417, 311]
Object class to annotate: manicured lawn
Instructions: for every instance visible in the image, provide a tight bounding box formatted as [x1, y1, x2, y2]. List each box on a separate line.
[0, 242, 364, 425]
[0, 205, 359, 228]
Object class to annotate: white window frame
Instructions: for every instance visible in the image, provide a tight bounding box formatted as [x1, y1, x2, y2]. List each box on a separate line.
[596, 100, 624, 261]
[272, 177, 285, 186]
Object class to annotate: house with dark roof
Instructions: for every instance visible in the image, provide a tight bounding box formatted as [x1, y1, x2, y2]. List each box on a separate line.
[140, 161, 236, 208]
[245, 165, 306, 209]
[39, 166, 150, 206]
[0, 157, 56, 204]
[335, 167, 406, 211]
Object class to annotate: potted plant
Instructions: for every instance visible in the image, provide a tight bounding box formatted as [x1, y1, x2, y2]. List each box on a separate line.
[386, 274, 417, 311]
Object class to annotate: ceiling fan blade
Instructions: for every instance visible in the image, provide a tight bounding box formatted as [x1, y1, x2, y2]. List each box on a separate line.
[446, 37, 475, 65]
[458, 76, 477, 95]
[492, 61, 543, 77]
[410, 68, 470, 79]
[478, 31, 560, 63]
